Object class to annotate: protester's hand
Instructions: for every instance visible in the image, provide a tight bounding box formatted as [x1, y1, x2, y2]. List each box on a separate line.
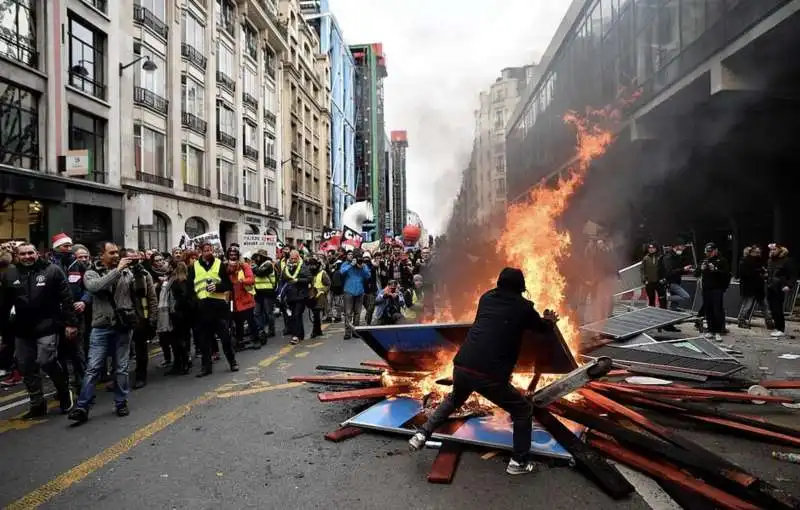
[684, 265, 693, 272]
[783, 286, 791, 293]
[65, 326, 78, 339]
[73, 301, 86, 313]
[118, 257, 133, 270]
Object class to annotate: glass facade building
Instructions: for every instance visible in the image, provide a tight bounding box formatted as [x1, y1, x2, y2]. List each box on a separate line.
[506, 0, 792, 201]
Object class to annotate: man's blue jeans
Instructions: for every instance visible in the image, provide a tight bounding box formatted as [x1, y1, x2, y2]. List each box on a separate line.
[77, 327, 132, 410]
[668, 283, 691, 310]
[254, 292, 275, 334]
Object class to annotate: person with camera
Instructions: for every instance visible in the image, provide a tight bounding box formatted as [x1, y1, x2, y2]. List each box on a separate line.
[340, 250, 371, 340]
[69, 242, 144, 423]
[374, 279, 405, 325]
[122, 249, 158, 390]
[695, 242, 730, 342]
[0, 243, 78, 419]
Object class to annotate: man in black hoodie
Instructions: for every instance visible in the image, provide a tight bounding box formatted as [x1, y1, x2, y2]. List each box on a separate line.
[695, 242, 730, 342]
[0, 243, 77, 418]
[408, 267, 553, 476]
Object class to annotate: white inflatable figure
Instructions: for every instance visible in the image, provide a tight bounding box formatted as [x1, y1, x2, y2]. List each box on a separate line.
[341, 201, 373, 233]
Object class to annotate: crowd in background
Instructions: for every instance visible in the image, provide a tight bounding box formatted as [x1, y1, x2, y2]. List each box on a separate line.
[0, 232, 433, 424]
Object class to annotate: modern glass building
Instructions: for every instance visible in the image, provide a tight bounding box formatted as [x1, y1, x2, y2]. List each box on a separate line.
[303, 0, 356, 229]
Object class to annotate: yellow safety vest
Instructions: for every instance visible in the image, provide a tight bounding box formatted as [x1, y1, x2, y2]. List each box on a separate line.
[254, 265, 276, 290]
[193, 259, 227, 300]
[237, 269, 256, 295]
[283, 259, 303, 280]
[313, 271, 329, 295]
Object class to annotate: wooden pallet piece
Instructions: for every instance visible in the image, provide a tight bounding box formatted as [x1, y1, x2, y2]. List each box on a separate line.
[324, 426, 364, 443]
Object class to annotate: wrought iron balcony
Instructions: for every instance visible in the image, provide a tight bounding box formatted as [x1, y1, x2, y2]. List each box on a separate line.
[136, 171, 173, 187]
[133, 86, 169, 115]
[263, 156, 277, 170]
[184, 183, 210, 197]
[181, 111, 207, 135]
[181, 43, 207, 70]
[218, 192, 239, 204]
[264, 110, 276, 126]
[216, 71, 235, 91]
[242, 92, 258, 111]
[245, 200, 260, 209]
[84, 0, 107, 13]
[133, 4, 168, 39]
[216, 129, 236, 148]
[243, 145, 259, 161]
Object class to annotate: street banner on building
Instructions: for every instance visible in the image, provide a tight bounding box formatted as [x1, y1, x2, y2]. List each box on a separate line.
[240, 233, 278, 258]
[342, 225, 363, 250]
[188, 232, 223, 254]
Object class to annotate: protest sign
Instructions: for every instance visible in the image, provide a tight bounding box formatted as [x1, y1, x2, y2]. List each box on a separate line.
[240, 233, 278, 258]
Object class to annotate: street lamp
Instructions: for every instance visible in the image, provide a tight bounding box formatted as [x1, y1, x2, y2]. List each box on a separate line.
[119, 55, 157, 76]
[69, 59, 93, 77]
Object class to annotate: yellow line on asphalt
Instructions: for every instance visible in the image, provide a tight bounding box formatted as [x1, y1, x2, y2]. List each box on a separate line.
[215, 382, 304, 399]
[306, 341, 324, 348]
[257, 345, 295, 367]
[294, 351, 310, 358]
[0, 390, 26, 405]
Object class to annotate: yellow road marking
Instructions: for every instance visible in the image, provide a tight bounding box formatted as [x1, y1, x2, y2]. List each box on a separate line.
[0, 390, 26, 405]
[294, 351, 310, 358]
[257, 345, 295, 368]
[215, 382, 304, 399]
[306, 342, 324, 348]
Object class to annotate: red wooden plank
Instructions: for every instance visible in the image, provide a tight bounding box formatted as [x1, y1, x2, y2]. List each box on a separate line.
[288, 375, 382, 384]
[592, 382, 795, 404]
[760, 380, 800, 390]
[324, 426, 363, 442]
[317, 385, 409, 402]
[427, 444, 462, 484]
[361, 360, 390, 369]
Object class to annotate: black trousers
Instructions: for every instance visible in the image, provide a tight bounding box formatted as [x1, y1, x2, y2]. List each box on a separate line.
[163, 325, 191, 372]
[767, 288, 786, 332]
[197, 312, 235, 370]
[311, 306, 323, 336]
[644, 282, 667, 308]
[133, 326, 152, 383]
[703, 288, 726, 334]
[58, 331, 86, 392]
[422, 367, 533, 463]
[289, 300, 306, 340]
[232, 309, 258, 346]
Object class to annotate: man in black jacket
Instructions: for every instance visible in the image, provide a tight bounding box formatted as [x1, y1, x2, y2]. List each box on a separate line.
[0, 243, 77, 418]
[408, 267, 554, 475]
[695, 242, 730, 342]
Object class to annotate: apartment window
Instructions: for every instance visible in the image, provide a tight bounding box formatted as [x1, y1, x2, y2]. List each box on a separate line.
[182, 144, 205, 189]
[264, 85, 276, 114]
[493, 86, 505, 101]
[264, 47, 276, 79]
[181, 76, 204, 117]
[68, 109, 106, 183]
[133, 124, 167, 179]
[181, 10, 204, 52]
[243, 167, 258, 202]
[138, 0, 165, 20]
[494, 155, 505, 172]
[216, 41, 234, 81]
[0, 79, 39, 170]
[139, 212, 168, 251]
[495, 179, 506, 194]
[68, 16, 105, 99]
[216, 100, 235, 136]
[133, 45, 166, 96]
[242, 120, 257, 148]
[217, 158, 236, 197]
[266, 178, 277, 208]
[215, 0, 235, 37]
[264, 134, 275, 158]
[241, 22, 257, 61]
[494, 109, 504, 128]
[243, 66, 258, 97]
[0, 0, 38, 67]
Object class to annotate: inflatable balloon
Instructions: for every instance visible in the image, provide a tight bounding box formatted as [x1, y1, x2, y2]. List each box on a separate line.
[402, 224, 421, 245]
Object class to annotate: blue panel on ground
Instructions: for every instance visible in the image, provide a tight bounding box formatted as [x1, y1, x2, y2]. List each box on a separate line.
[345, 397, 422, 430]
[370, 328, 454, 352]
[440, 412, 583, 459]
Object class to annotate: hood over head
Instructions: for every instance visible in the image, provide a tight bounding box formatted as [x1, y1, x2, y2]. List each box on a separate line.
[496, 267, 526, 294]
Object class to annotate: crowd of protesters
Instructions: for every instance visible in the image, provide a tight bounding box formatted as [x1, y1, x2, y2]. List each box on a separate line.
[0, 233, 433, 423]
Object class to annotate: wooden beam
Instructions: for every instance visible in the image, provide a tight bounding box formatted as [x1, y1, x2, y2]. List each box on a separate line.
[361, 360, 390, 369]
[427, 419, 467, 484]
[317, 385, 409, 402]
[288, 375, 382, 385]
[324, 426, 364, 442]
[591, 381, 796, 404]
[315, 364, 384, 375]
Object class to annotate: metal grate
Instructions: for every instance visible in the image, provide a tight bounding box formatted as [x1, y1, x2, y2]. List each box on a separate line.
[623, 337, 737, 362]
[580, 307, 691, 339]
[583, 345, 742, 376]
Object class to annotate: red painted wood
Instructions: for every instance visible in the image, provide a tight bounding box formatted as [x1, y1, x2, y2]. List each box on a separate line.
[317, 385, 409, 402]
[324, 426, 363, 442]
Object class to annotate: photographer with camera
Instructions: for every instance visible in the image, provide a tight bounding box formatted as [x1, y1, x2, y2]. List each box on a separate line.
[695, 242, 730, 342]
[69, 242, 146, 423]
[340, 250, 371, 340]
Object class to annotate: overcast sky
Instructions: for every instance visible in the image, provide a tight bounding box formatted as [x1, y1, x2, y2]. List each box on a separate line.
[328, 0, 570, 233]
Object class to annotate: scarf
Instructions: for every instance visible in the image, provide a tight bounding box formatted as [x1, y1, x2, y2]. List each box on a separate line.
[156, 277, 175, 333]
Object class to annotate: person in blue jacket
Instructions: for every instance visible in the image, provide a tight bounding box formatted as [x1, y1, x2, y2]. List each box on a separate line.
[340, 250, 371, 339]
[375, 279, 406, 325]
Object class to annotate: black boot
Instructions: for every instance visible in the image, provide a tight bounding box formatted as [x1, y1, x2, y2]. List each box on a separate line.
[196, 365, 212, 378]
[22, 402, 48, 420]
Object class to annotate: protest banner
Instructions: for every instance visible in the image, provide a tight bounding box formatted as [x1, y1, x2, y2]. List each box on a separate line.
[240, 233, 278, 258]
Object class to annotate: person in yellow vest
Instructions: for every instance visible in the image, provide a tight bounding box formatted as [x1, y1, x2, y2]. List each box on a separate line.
[275, 245, 292, 335]
[187, 241, 238, 377]
[225, 245, 260, 351]
[252, 250, 277, 340]
[307, 257, 330, 338]
[282, 250, 311, 344]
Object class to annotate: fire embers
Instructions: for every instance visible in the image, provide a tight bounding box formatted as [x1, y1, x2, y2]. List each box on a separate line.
[421, 391, 492, 420]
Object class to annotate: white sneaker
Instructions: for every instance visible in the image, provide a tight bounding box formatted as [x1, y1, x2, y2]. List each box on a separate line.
[703, 333, 713, 339]
[506, 459, 540, 475]
[770, 331, 785, 338]
[713, 334, 723, 342]
[408, 431, 427, 451]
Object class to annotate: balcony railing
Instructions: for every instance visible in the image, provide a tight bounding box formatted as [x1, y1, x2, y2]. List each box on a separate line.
[68, 71, 106, 100]
[264, 110, 276, 126]
[266, 205, 280, 216]
[242, 92, 258, 110]
[243, 145, 259, 161]
[133, 86, 169, 115]
[216, 129, 236, 148]
[136, 171, 173, 187]
[184, 183, 210, 196]
[218, 191, 239, 204]
[245, 199, 260, 209]
[133, 4, 168, 39]
[263, 156, 277, 170]
[0, 29, 38, 68]
[181, 43, 207, 70]
[181, 111, 207, 135]
[216, 71, 235, 91]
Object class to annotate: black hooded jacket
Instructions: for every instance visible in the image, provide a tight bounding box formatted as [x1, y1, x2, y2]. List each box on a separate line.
[453, 268, 551, 381]
[0, 259, 77, 339]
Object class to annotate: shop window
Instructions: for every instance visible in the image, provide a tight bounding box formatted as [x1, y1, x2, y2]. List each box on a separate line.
[185, 216, 207, 238]
[68, 108, 106, 183]
[0, 79, 40, 170]
[0, 199, 46, 249]
[138, 211, 169, 251]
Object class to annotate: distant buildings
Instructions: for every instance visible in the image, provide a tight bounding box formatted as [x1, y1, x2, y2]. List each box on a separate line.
[390, 131, 409, 236]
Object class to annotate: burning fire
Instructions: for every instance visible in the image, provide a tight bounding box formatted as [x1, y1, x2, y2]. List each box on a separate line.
[390, 107, 616, 407]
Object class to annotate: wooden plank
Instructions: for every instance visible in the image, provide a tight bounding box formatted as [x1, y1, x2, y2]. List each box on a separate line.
[533, 408, 634, 499]
[686, 415, 800, 448]
[427, 419, 466, 485]
[317, 385, 409, 403]
[589, 437, 761, 510]
[592, 382, 796, 404]
[324, 426, 364, 442]
[288, 375, 382, 385]
[760, 380, 800, 390]
[361, 360, 390, 369]
[315, 364, 384, 375]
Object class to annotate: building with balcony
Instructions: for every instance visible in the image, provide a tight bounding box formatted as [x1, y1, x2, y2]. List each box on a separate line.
[351, 43, 388, 240]
[278, 0, 330, 249]
[506, 0, 800, 263]
[0, 0, 131, 250]
[471, 66, 532, 229]
[389, 130, 408, 236]
[114, 0, 288, 251]
[302, 0, 355, 230]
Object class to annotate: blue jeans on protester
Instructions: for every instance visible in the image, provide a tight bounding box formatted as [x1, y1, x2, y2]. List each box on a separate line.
[76, 327, 132, 410]
[668, 283, 691, 310]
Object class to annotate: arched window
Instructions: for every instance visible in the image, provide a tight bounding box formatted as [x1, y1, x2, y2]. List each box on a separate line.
[185, 216, 207, 238]
[139, 212, 169, 251]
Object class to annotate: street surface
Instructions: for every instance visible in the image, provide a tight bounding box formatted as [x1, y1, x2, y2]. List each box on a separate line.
[0, 318, 798, 510]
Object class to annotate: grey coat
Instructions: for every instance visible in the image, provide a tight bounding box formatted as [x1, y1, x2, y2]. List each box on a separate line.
[84, 264, 138, 329]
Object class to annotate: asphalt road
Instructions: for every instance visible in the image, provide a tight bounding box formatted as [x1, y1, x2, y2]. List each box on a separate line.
[0, 317, 798, 510]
